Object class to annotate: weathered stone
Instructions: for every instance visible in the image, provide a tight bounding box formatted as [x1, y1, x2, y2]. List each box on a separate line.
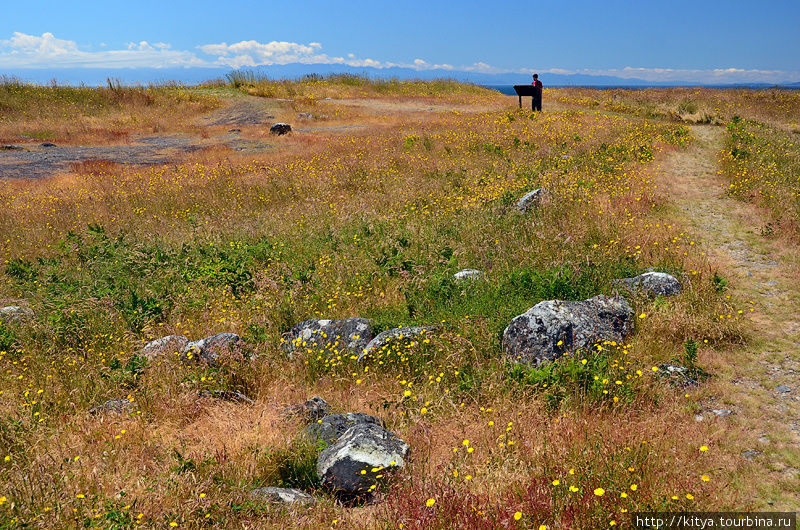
[502, 295, 633, 366]
[0, 306, 34, 322]
[40, 142, 57, 148]
[1, 144, 23, 150]
[657, 363, 698, 387]
[742, 449, 761, 460]
[198, 390, 254, 405]
[515, 188, 548, 213]
[317, 422, 409, 496]
[270, 123, 292, 135]
[183, 333, 243, 364]
[283, 318, 373, 358]
[297, 112, 314, 119]
[776, 385, 792, 394]
[614, 272, 682, 296]
[250, 486, 315, 505]
[712, 408, 733, 417]
[283, 396, 331, 423]
[453, 269, 484, 282]
[358, 325, 440, 361]
[304, 412, 384, 445]
[140, 335, 188, 360]
[89, 398, 137, 415]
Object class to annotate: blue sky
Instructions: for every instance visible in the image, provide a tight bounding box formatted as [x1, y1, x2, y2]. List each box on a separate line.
[2, 0, 799, 83]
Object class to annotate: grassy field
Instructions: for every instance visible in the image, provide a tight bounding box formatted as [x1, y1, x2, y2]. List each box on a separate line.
[0, 78, 797, 528]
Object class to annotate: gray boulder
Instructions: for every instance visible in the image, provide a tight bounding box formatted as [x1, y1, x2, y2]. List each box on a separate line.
[0, 306, 34, 322]
[270, 123, 292, 135]
[317, 422, 409, 496]
[183, 333, 244, 364]
[250, 486, 315, 505]
[89, 398, 137, 415]
[140, 335, 189, 360]
[614, 272, 682, 296]
[283, 396, 331, 423]
[502, 295, 633, 366]
[358, 325, 439, 361]
[283, 318, 373, 358]
[454, 269, 484, 282]
[304, 412, 384, 444]
[515, 188, 548, 213]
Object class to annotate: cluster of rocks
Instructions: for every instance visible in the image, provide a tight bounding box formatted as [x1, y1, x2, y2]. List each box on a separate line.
[252, 397, 409, 505]
[139, 332, 246, 365]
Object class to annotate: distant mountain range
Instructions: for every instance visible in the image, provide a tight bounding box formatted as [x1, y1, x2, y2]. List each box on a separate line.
[3, 64, 799, 89]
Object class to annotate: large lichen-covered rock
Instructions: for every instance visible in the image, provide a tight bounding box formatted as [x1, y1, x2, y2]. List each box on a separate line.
[502, 295, 633, 366]
[282, 318, 373, 358]
[183, 333, 244, 364]
[304, 412, 384, 445]
[0, 306, 34, 322]
[140, 335, 189, 360]
[316, 422, 409, 497]
[357, 325, 439, 362]
[249, 486, 315, 505]
[515, 188, 549, 213]
[614, 272, 682, 297]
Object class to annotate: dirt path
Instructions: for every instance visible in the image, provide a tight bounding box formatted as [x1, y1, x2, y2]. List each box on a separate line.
[659, 125, 800, 509]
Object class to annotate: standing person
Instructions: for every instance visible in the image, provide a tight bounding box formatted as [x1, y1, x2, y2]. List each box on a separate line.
[531, 73, 543, 111]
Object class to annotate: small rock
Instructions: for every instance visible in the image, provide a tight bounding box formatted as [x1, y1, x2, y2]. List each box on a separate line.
[183, 333, 244, 364]
[198, 390, 254, 405]
[250, 486, 315, 505]
[614, 272, 682, 296]
[283, 318, 373, 358]
[283, 396, 331, 423]
[712, 408, 733, 417]
[89, 398, 137, 415]
[694, 414, 704, 422]
[0, 306, 34, 322]
[776, 385, 792, 394]
[297, 112, 314, 119]
[515, 188, 548, 213]
[358, 325, 440, 361]
[304, 412, 384, 444]
[758, 436, 770, 444]
[453, 269, 484, 282]
[1, 144, 23, 150]
[742, 449, 761, 460]
[502, 295, 633, 366]
[140, 335, 188, 360]
[657, 363, 698, 387]
[317, 422, 409, 497]
[228, 128, 241, 134]
[270, 123, 292, 135]
[40, 142, 57, 148]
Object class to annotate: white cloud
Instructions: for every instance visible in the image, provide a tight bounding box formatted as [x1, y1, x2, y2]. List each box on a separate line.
[0, 31, 208, 68]
[196, 39, 391, 69]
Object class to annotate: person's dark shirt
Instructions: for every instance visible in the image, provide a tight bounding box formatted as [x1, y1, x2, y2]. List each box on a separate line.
[532, 79, 543, 97]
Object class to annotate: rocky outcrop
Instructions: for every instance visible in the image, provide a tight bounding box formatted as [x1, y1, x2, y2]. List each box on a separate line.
[89, 398, 137, 415]
[140, 335, 189, 360]
[283, 396, 331, 423]
[358, 325, 439, 361]
[502, 295, 633, 365]
[283, 318, 373, 358]
[304, 412, 384, 445]
[454, 269, 484, 282]
[614, 272, 682, 296]
[317, 422, 409, 497]
[0, 306, 34, 322]
[270, 123, 292, 135]
[515, 188, 548, 213]
[183, 333, 244, 364]
[250, 486, 315, 505]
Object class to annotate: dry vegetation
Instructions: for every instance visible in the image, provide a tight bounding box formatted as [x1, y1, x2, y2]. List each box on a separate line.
[0, 77, 797, 528]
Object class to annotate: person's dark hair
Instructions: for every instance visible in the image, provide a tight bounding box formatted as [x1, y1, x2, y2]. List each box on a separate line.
[533, 73, 539, 79]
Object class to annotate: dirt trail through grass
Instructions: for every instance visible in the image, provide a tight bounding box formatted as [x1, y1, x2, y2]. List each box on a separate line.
[661, 124, 800, 508]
